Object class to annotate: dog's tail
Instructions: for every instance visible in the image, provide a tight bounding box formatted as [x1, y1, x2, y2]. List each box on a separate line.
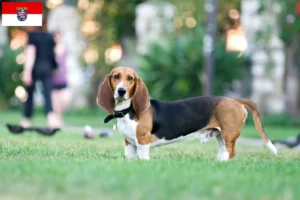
[235, 98, 277, 156]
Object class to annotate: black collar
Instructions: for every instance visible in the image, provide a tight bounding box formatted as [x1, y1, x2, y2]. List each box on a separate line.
[104, 107, 132, 123]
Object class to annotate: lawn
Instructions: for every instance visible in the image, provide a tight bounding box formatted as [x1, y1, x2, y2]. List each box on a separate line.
[0, 110, 300, 199]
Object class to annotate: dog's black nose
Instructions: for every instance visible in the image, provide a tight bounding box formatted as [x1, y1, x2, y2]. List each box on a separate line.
[118, 88, 126, 96]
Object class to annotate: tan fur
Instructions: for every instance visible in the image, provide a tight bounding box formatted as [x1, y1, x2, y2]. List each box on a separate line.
[125, 139, 130, 146]
[213, 98, 246, 158]
[97, 75, 114, 114]
[109, 67, 137, 94]
[131, 77, 151, 118]
[202, 116, 220, 130]
[135, 108, 152, 145]
[234, 98, 269, 143]
[204, 98, 270, 159]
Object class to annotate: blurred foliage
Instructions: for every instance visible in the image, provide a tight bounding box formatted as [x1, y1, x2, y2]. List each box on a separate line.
[0, 45, 23, 108]
[275, 0, 300, 115]
[138, 26, 249, 100]
[82, 0, 145, 107]
[256, 0, 300, 50]
[84, 0, 243, 106]
[275, 0, 300, 69]
[246, 113, 300, 128]
[275, 0, 300, 45]
[168, 0, 242, 34]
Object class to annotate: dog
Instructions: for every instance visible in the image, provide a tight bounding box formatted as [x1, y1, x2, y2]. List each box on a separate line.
[97, 67, 277, 161]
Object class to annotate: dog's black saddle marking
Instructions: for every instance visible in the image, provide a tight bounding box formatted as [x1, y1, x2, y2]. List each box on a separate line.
[150, 96, 222, 140]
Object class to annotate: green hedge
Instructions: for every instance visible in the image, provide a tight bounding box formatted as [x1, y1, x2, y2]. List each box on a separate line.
[0, 44, 23, 108]
[246, 113, 300, 127]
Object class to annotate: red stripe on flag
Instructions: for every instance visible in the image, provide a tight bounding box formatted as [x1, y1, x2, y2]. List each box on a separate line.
[2, 2, 43, 14]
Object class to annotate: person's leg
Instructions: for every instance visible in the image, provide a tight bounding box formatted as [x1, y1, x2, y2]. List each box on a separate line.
[51, 85, 70, 127]
[21, 81, 35, 127]
[51, 89, 63, 126]
[59, 88, 70, 113]
[41, 76, 59, 128]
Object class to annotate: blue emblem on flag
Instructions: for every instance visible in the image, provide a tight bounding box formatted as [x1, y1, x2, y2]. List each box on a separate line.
[16, 9, 28, 21]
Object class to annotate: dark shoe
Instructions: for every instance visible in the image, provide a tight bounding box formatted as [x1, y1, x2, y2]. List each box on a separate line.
[35, 127, 60, 136]
[6, 124, 25, 134]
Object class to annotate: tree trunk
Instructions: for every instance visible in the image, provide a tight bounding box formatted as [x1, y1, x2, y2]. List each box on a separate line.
[295, 36, 300, 114]
[284, 37, 300, 116]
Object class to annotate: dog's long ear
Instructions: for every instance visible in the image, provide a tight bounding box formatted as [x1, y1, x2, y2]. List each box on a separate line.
[97, 75, 115, 114]
[132, 77, 150, 118]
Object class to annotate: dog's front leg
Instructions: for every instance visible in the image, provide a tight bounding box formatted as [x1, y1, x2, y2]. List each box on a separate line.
[125, 139, 137, 159]
[135, 132, 151, 160]
[136, 143, 150, 160]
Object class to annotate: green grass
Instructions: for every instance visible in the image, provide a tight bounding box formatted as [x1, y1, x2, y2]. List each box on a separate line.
[1, 119, 300, 199]
[1, 110, 300, 199]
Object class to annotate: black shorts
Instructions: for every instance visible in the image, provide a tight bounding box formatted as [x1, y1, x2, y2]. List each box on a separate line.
[52, 83, 67, 90]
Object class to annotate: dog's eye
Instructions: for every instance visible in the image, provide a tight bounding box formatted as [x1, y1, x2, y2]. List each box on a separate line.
[127, 76, 133, 81]
[113, 74, 120, 80]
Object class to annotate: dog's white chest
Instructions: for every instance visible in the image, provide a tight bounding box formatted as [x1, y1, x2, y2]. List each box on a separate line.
[117, 114, 137, 145]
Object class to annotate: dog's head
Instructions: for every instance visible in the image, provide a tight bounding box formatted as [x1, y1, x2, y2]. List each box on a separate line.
[97, 67, 150, 117]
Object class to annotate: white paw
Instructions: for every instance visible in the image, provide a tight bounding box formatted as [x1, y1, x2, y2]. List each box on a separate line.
[136, 144, 150, 161]
[216, 151, 229, 161]
[125, 144, 137, 159]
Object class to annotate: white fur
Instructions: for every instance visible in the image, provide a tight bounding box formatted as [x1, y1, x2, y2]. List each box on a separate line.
[115, 99, 131, 111]
[265, 140, 278, 156]
[150, 129, 220, 148]
[136, 143, 150, 160]
[114, 81, 129, 99]
[215, 127, 221, 132]
[117, 113, 137, 145]
[117, 111, 150, 160]
[216, 134, 229, 161]
[125, 143, 137, 159]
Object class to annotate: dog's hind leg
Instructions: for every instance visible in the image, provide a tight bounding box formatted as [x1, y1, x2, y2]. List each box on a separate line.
[216, 131, 240, 161]
[216, 133, 229, 161]
[224, 131, 240, 159]
[214, 99, 247, 160]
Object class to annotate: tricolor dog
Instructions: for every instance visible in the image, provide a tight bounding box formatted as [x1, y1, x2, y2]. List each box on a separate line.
[97, 67, 277, 161]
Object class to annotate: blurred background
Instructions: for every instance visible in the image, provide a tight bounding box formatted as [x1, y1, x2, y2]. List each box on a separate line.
[0, 0, 300, 126]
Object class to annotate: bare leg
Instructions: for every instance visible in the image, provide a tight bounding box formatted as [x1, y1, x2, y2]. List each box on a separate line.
[47, 112, 59, 128]
[51, 89, 70, 128]
[20, 118, 31, 128]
